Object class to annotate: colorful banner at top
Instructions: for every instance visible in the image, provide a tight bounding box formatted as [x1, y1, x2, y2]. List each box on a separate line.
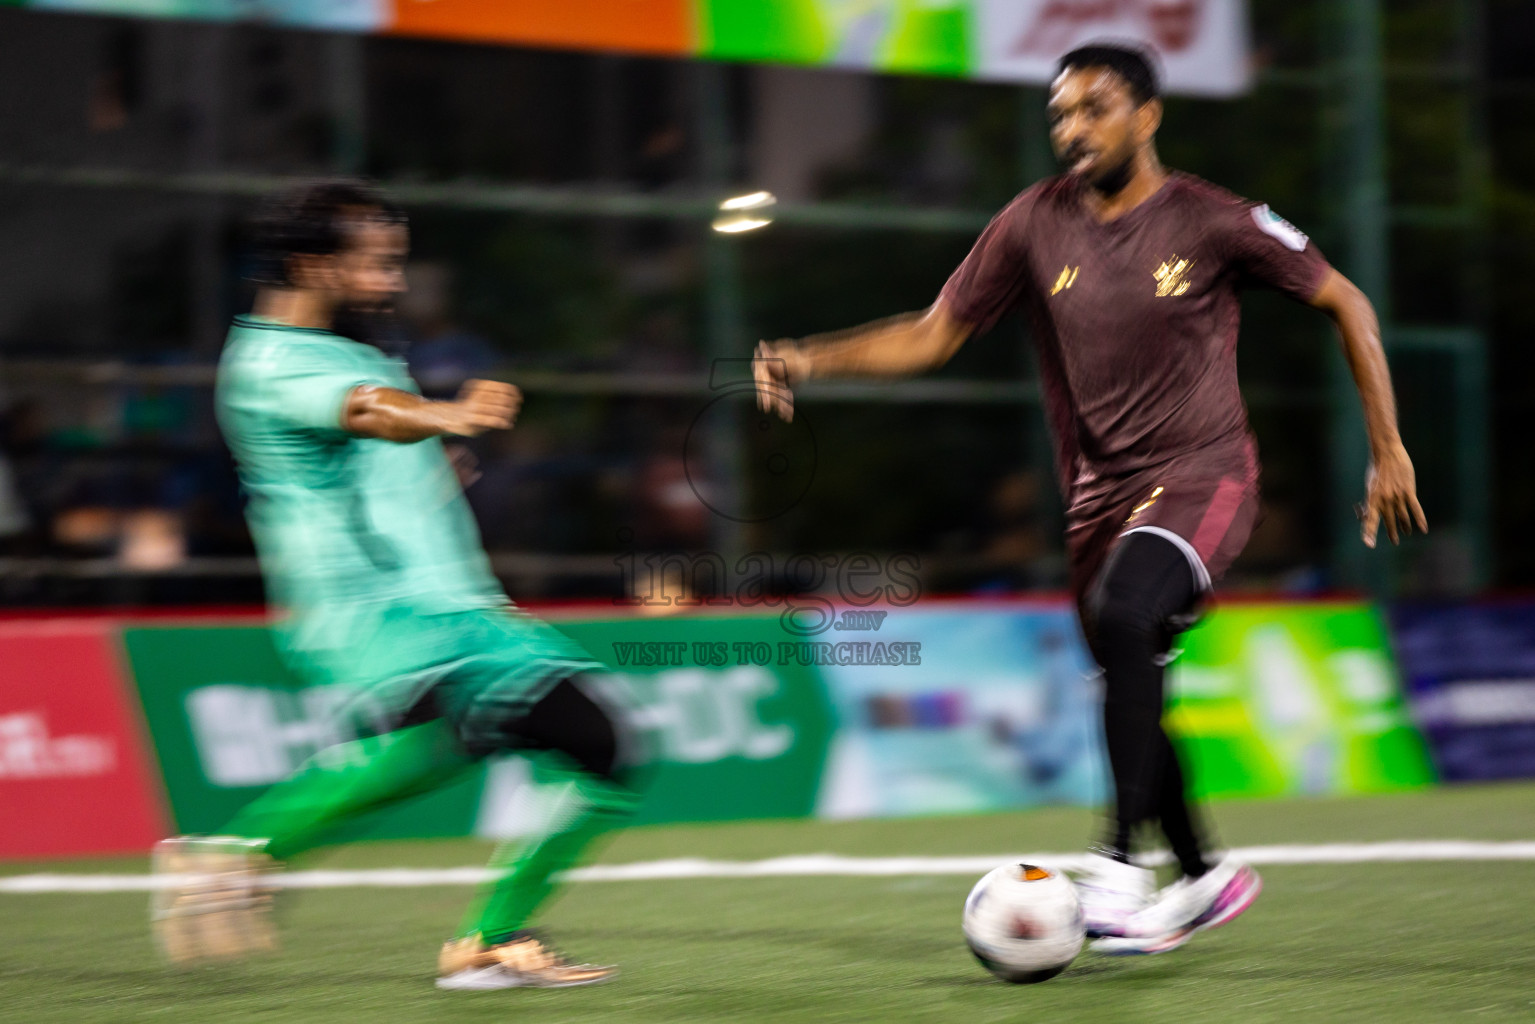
[26, 0, 1253, 96]
[390, 0, 693, 56]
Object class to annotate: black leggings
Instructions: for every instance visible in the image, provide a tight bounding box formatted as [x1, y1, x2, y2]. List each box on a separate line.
[1083, 531, 1209, 878]
[404, 673, 631, 783]
[503, 675, 625, 781]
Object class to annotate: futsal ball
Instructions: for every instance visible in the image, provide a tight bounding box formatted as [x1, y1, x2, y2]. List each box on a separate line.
[962, 863, 1085, 983]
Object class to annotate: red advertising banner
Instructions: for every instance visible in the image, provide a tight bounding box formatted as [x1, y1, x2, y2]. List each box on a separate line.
[0, 622, 170, 859]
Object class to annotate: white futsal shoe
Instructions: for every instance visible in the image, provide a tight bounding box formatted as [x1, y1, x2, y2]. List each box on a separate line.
[1090, 856, 1261, 956]
[436, 932, 617, 990]
[150, 836, 279, 963]
[1074, 850, 1155, 939]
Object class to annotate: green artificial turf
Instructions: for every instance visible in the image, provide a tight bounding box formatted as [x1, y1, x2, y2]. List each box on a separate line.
[4, 782, 1535, 1023]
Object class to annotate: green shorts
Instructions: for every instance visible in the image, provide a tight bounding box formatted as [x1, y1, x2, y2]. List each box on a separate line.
[290, 603, 602, 750]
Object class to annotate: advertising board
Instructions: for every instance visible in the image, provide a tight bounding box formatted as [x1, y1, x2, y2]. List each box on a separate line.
[22, 1, 1253, 95]
[4, 597, 1433, 858]
[0, 622, 169, 858]
[1168, 603, 1435, 798]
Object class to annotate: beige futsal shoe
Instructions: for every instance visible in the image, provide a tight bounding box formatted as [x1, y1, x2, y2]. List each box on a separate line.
[436, 932, 617, 990]
[151, 836, 279, 964]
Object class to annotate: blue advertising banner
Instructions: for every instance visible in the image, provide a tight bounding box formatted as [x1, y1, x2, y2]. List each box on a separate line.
[1391, 602, 1535, 781]
[813, 605, 1107, 818]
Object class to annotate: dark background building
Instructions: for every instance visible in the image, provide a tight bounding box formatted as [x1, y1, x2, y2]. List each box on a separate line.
[0, 0, 1527, 606]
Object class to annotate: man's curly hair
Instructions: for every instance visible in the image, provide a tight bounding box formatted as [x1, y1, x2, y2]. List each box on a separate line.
[249, 179, 405, 287]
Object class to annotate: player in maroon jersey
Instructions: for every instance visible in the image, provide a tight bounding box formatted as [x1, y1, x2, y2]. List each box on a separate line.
[753, 43, 1425, 955]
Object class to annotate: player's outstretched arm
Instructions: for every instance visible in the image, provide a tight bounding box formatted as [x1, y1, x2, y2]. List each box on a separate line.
[752, 301, 974, 421]
[1308, 269, 1428, 547]
[341, 379, 521, 443]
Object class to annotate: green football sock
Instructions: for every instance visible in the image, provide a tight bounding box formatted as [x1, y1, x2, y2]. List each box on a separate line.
[461, 756, 640, 945]
[223, 719, 475, 863]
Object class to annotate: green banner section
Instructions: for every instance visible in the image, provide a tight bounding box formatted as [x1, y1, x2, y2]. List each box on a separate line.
[121, 614, 839, 837]
[1167, 603, 1434, 799]
[558, 616, 837, 826]
[699, 0, 972, 76]
[121, 626, 486, 838]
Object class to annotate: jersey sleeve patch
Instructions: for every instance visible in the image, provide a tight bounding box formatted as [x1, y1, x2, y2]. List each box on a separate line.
[1251, 204, 1309, 252]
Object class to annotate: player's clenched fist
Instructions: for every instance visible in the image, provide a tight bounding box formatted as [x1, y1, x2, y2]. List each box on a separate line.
[444, 379, 521, 436]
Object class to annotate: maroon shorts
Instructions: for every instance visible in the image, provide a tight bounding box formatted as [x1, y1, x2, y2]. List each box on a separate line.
[1064, 440, 1260, 604]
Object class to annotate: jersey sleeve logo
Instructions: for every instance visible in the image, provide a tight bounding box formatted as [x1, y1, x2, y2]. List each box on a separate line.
[1152, 256, 1196, 297]
[1251, 204, 1309, 251]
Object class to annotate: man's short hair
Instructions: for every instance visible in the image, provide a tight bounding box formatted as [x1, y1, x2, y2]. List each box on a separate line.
[1055, 43, 1161, 106]
[250, 179, 405, 287]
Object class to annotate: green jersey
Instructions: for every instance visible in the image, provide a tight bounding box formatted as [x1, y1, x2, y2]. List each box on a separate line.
[216, 316, 506, 670]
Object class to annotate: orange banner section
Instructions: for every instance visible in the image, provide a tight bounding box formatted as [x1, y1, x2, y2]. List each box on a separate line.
[389, 0, 694, 56]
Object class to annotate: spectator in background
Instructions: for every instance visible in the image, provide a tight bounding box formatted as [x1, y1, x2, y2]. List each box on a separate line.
[0, 451, 28, 552]
[618, 308, 698, 375]
[400, 261, 499, 396]
[972, 469, 1059, 592]
[0, 392, 31, 552]
[399, 261, 503, 502]
[633, 435, 712, 552]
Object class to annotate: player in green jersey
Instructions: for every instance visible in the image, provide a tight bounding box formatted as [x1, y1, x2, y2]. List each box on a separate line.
[151, 181, 643, 990]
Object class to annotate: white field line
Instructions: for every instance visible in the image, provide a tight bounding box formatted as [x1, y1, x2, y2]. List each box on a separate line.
[5, 841, 1535, 894]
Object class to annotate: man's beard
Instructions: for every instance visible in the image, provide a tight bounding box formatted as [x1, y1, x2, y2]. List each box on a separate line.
[332, 303, 408, 357]
[1087, 150, 1136, 197]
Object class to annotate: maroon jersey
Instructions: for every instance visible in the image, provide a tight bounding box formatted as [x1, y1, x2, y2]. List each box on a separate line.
[941, 171, 1331, 498]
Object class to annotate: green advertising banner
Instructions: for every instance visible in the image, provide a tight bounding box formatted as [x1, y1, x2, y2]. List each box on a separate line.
[121, 613, 839, 840]
[556, 615, 837, 827]
[1166, 603, 1435, 799]
[121, 625, 487, 839]
[698, 0, 972, 77]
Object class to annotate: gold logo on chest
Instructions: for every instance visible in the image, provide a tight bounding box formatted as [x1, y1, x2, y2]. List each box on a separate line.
[1050, 265, 1079, 295]
[1152, 256, 1196, 297]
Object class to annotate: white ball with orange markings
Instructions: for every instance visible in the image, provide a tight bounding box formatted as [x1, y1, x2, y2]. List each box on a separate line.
[962, 863, 1085, 983]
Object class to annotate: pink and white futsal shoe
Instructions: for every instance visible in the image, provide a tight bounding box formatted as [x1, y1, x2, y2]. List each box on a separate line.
[1089, 857, 1261, 956]
[1074, 851, 1155, 939]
